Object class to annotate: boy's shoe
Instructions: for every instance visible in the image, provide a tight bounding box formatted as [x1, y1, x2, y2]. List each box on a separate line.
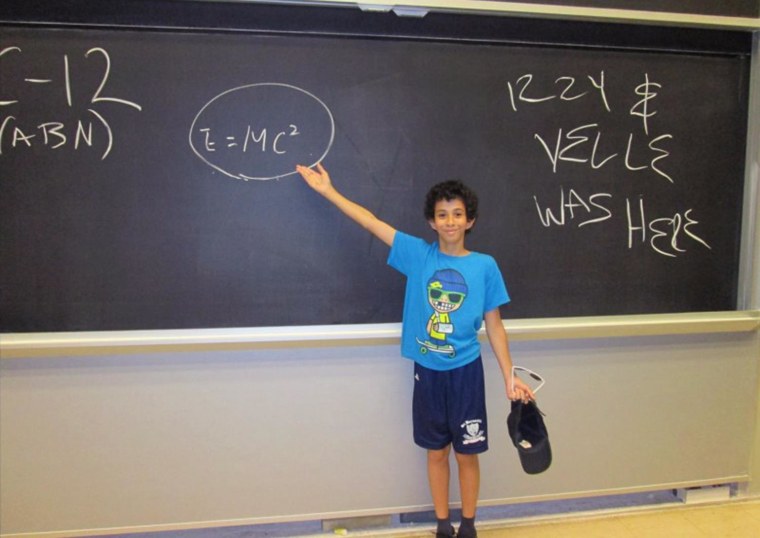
[457, 524, 477, 538]
[435, 525, 456, 538]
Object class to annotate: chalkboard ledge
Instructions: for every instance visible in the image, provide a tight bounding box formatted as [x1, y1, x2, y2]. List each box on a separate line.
[1, 311, 758, 358]
[507, 310, 760, 341]
[344, 0, 760, 30]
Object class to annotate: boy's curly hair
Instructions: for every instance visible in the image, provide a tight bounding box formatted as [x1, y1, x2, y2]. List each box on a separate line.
[424, 180, 479, 233]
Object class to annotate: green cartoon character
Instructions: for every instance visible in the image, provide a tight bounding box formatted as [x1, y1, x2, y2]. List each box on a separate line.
[416, 269, 468, 358]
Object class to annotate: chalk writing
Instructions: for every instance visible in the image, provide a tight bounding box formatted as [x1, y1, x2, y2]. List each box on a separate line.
[509, 71, 705, 257]
[533, 188, 711, 257]
[189, 83, 335, 181]
[507, 71, 610, 112]
[630, 73, 660, 136]
[626, 197, 711, 258]
[199, 123, 300, 154]
[0, 46, 142, 160]
[533, 124, 674, 182]
[533, 187, 613, 228]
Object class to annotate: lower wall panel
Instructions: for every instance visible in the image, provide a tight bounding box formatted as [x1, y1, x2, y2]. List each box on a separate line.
[1, 330, 758, 535]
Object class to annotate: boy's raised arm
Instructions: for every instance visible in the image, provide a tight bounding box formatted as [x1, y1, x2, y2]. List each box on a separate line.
[296, 163, 397, 247]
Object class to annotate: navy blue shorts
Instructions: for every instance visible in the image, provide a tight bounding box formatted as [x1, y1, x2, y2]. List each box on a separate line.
[413, 356, 488, 454]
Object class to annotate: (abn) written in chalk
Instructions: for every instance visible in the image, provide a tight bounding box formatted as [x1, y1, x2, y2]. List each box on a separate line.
[0, 46, 142, 160]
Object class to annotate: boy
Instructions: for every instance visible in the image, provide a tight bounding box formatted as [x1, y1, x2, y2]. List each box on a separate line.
[296, 163, 534, 538]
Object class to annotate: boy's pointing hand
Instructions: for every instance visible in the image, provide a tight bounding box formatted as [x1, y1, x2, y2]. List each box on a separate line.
[296, 163, 333, 195]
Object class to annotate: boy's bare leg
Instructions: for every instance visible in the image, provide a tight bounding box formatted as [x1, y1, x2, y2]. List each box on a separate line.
[427, 446, 452, 519]
[455, 451, 480, 518]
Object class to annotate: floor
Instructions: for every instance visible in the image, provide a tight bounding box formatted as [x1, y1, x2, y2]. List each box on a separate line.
[473, 499, 760, 538]
[99, 496, 760, 538]
[307, 499, 760, 538]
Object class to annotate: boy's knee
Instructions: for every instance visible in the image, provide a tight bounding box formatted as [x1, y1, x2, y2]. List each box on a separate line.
[428, 446, 451, 464]
[454, 451, 479, 467]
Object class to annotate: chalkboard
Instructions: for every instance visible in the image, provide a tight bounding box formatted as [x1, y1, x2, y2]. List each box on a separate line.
[0, 18, 751, 332]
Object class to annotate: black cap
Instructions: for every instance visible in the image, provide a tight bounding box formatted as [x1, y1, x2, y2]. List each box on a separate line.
[507, 399, 552, 474]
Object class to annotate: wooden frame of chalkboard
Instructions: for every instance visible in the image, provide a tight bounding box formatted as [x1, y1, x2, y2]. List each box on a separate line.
[281, 0, 760, 28]
[474, 0, 760, 19]
[1, 0, 759, 352]
[1, 312, 758, 359]
[1, 0, 759, 41]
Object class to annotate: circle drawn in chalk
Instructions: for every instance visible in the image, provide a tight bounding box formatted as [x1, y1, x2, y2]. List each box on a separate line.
[189, 83, 335, 181]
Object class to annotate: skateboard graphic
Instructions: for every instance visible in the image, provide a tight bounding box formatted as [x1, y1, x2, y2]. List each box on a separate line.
[416, 337, 456, 358]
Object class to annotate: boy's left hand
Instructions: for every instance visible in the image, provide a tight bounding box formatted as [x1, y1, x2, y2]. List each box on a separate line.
[508, 377, 535, 403]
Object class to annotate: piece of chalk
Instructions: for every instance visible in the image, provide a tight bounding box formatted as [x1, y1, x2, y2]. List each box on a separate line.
[334, 528, 348, 536]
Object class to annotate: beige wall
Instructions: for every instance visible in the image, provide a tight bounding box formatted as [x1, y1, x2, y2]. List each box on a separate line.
[1, 325, 758, 537]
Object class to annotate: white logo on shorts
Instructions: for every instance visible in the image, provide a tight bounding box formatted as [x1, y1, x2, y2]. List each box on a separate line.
[461, 419, 485, 445]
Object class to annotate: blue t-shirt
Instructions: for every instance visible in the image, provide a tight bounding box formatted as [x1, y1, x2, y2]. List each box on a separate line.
[387, 231, 510, 371]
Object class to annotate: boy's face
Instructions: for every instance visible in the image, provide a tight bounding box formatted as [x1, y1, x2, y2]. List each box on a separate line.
[428, 197, 475, 247]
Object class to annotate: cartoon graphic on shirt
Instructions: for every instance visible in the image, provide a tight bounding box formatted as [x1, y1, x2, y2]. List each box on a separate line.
[416, 269, 468, 358]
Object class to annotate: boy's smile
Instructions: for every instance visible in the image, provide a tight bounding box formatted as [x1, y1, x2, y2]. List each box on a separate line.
[428, 198, 475, 255]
